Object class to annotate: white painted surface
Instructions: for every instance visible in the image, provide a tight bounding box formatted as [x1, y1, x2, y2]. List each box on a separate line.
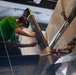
[0, 1, 53, 24]
[19, 25, 41, 55]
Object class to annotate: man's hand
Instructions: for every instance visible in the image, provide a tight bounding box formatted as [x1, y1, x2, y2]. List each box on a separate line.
[29, 42, 37, 47]
[31, 32, 36, 37]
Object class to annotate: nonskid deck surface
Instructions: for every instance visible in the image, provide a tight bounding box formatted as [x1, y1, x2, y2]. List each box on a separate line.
[0, 55, 39, 75]
[0, 55, 50, 75]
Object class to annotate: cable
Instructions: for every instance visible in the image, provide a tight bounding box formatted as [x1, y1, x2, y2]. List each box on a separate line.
[0, 26, 14, 75]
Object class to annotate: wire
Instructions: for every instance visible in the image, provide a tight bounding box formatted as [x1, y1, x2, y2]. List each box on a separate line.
[0, 26, 14, 75]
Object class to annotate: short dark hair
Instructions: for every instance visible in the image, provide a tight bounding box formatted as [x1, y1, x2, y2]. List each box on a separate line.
[18, 16, 29, 28]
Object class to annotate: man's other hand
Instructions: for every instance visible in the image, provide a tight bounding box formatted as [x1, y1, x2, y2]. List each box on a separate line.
[31, 32, 36, 37]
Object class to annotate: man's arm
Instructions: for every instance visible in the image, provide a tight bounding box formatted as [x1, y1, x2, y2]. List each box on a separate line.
[0, 41, 37, 47]
[14, 42, 37, 47]
[14, 28, 36, 37]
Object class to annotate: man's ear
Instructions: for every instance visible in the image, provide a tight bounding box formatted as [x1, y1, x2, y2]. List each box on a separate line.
[16, 19, 18, 22]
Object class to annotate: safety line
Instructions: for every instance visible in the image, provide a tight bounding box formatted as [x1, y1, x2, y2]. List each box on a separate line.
[0, 26, 14, 75]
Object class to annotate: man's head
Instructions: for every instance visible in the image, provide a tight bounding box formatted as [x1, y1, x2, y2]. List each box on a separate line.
[17, 16, 29, 28]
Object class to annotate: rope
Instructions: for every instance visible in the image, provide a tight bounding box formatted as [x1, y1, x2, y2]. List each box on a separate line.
[61, 0, 68, 21]
[0, 26, 14, 75]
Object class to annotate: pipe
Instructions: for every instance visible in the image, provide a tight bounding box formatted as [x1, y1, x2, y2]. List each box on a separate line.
[49, 4, 76, 49]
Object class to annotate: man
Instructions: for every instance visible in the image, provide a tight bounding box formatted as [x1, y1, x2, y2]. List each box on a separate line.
[0, 16, 37, 47]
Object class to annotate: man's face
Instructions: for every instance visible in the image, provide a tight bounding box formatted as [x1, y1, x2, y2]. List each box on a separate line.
[18, 22, 24, 27]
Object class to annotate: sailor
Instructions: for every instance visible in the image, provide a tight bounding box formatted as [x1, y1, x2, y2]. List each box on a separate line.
[0, 16, 37, 47]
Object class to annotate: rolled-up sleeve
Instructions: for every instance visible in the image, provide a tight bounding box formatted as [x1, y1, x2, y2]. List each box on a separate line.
[8, 16, 18, 30]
